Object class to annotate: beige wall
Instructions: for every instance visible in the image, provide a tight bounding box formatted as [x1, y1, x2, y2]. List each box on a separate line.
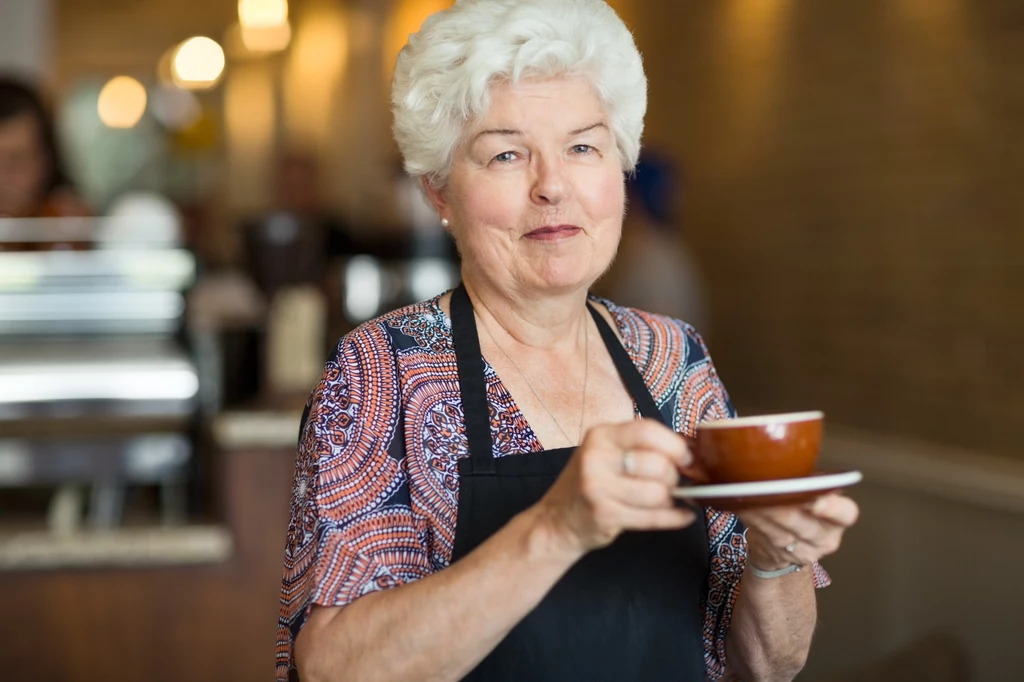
[807, 432, 1024, 682]
[50, 0, 1023, 457]
[54, 0, 236, 88]
[626, 0, 1023, 461]
[0, 0, 52, 80]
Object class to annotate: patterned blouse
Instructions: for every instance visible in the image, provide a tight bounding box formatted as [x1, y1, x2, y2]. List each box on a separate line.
[275, 294, 829, 681]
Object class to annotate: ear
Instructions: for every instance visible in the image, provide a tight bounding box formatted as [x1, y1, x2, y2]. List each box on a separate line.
[421, 176, 450, 224]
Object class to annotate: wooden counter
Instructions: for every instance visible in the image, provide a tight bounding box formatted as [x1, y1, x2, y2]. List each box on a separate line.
[0, 412, 299, 682]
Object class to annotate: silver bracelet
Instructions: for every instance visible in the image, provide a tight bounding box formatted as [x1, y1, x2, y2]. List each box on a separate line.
[747, 562, 802, 579]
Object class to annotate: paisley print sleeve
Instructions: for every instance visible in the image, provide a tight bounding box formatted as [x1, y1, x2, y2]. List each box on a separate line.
[276, 323, 432, 681]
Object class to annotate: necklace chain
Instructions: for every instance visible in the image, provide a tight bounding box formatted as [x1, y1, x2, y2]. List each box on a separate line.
[480, 313, 589, 447]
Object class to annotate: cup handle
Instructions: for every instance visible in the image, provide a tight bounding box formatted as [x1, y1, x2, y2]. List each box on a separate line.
[679, 434, 710, 486]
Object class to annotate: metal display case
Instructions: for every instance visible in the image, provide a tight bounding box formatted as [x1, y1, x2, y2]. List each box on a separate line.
[0, 217, 199, 529]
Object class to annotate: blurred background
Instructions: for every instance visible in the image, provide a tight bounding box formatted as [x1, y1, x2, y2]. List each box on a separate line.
[0, 0, 1020, 680]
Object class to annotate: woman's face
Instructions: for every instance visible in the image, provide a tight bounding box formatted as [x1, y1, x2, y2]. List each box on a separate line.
[428, 76, 626, 298]
[0, 112, 48, 217]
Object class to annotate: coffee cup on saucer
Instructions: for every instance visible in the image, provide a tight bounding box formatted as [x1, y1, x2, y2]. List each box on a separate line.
[674, 411, 860, 511]
[689, 410, 823, 484]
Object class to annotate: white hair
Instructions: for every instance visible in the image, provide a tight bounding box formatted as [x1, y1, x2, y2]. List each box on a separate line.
[391, 0, 647, 187]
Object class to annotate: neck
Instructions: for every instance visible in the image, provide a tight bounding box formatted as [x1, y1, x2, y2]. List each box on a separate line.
[461, 272, 592, 351]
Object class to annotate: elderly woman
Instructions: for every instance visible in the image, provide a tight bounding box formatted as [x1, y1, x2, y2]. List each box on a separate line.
[276, 1, 858, 681]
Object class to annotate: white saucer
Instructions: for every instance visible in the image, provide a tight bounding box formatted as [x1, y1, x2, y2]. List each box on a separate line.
[672, 470, 863, 501]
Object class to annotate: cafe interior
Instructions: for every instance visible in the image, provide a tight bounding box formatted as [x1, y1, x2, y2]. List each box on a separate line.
[0, 0, 1021, 680]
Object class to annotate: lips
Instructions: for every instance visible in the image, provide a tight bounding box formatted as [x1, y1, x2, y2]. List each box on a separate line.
[525, 224, 582, 240]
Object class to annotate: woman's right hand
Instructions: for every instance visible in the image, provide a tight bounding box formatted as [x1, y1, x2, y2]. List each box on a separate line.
[533, 419, 699, 557]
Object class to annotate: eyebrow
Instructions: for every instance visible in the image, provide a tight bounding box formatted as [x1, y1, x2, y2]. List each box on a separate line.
[470, 121, 608, 144]
[472, 128, 522, 141]
[568, 121, 608, 136]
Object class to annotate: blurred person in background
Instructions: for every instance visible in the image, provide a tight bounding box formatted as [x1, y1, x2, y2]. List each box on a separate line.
[0, 77, 90, 227]
[277, 2, 859, 681]
[234, 151, 358, 404]
[241, 150, 353, 298]
[599, 151, 708, 335]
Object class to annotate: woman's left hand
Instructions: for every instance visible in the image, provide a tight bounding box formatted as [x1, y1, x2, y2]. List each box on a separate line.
[737, 494, 860, 572]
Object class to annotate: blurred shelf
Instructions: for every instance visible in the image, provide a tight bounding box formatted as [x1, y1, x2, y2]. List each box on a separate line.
[0, 525, 232, 571]
[0, 337, 198, 421]
[212, 410, 303, 450]
[0, 434, 190, 487]
[0, 414, 191, 438]
[0, 248, 195, 291]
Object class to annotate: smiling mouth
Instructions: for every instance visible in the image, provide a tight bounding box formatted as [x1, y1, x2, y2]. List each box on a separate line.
[525, 224, 583, 240]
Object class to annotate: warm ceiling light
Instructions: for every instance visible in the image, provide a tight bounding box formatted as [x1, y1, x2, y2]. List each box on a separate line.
[236, 0, 290, 52]
[97, 76, 147, 129]
[238, 0, 288, 28]
[172, 36, 226, 89]
[241, 21, 291, 52]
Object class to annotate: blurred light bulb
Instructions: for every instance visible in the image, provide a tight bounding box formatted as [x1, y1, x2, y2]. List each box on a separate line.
[149, 86, 202, 131]
[239, 0, 288, 28]
[97, 76, 147, 129]
[172, 37, 226, 89]
[241, 21, 291, 52]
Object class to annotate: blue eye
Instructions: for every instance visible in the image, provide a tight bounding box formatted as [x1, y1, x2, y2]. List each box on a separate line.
[571, 144, 594, 154]
[493, 151, 517, 163]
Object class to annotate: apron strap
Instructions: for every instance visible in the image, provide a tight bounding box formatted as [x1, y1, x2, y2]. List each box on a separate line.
[586, 303, 665, 423]
[451, 283, 667, 472]
[451, 283, 497, 473]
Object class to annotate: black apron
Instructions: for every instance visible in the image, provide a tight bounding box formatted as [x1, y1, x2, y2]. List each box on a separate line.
[449, 284, 709, 681]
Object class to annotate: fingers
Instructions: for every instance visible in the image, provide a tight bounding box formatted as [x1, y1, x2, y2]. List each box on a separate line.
[618, 448, 679, 487]
[740, 494, 860, 567]
[745, 525, 805, 569]
[786, 541, 820, 568]
[750, 494, 858, 534]
[748, 512, 803, 548]
[607, 475, 675, 509]
[758, 508, 831, 547]
[553, 421, 703, 549]
[807, 494, 860, 527]
[615, 502, 696, 531]
[745, 520, 821, 569]
[589, 419, 692, 470]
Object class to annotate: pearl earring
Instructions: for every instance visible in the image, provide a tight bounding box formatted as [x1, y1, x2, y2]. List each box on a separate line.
[440, 218, 450, 228]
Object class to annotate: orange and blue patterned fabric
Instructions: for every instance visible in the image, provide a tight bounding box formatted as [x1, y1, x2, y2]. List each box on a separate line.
[275, 294, 830, 681]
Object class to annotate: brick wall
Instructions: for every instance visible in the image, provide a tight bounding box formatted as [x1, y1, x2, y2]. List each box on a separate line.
[628, 0, 1023, 458]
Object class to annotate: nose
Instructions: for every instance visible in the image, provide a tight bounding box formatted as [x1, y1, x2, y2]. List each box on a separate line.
[530, 155, 571, 206]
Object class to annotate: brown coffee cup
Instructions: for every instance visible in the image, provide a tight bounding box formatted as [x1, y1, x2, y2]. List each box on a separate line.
[685, 411, 823, 484]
